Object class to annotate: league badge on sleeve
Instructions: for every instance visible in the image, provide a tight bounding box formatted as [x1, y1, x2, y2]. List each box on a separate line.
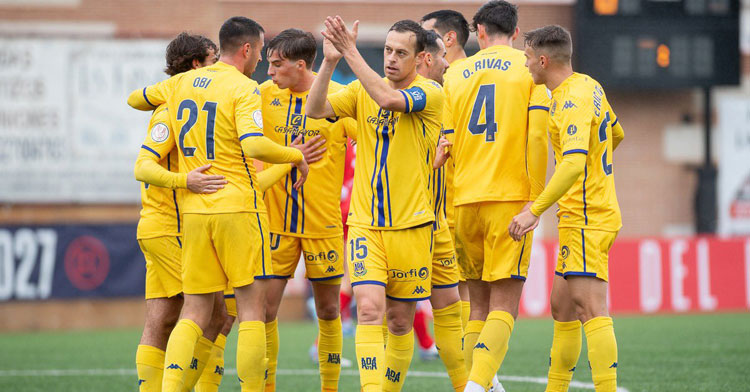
[150, 123, 169, 143]
[253, 110, 263, 129]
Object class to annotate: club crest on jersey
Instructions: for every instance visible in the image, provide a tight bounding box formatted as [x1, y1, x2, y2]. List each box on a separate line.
[353, 261, 367, 277]
[561, 246, 570, 259]
[253, 110, 263, 128]
[150, 123, 169, 143]
[270, 98, 282, 107]
[567, 125, 577, 135]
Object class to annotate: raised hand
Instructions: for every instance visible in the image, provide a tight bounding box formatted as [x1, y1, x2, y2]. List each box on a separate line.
[321, 16, 359, 56]
[322, 37, 343, 62]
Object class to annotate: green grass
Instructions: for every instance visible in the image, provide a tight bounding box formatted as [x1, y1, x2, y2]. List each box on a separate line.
[0, 313, 748, 391]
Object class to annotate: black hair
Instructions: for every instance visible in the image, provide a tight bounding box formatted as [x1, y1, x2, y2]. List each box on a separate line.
[388, 19, 427, 53]
[266, 29, 317, 69]
[219, 16, 265, 54]
[523, 25, 573, 63]
[423, 30, 442, 55]
[420, 10, 470, 48]
[471, 0, 518, 37]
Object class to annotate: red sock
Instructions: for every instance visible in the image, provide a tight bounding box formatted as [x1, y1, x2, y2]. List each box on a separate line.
[413, 307, 434, 349]
[340, 292, 352, 321]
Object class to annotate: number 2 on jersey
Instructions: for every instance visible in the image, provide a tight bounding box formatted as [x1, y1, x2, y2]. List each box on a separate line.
[178, 99, 218, 160]
[598, 111, 613, 175]
[468, 84, 498, 142]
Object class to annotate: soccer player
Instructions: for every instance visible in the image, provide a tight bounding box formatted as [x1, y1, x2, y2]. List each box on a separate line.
[307, 17, 443, 392]
[510, 25, 624, 392]
[441, 2, 549, 391]
[420, 9, 473, 332]
[132, 32, 230, 392]
[128, 16, 310, 392]
[259, 28, 356, 392]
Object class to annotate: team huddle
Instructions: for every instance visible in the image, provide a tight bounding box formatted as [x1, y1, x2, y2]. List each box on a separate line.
[126, 1, 624, 392]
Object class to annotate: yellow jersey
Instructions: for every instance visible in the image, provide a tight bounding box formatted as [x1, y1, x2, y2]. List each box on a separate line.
[548, 73, 622, 231]
[260, 79, 355, 238]
[440, 57, 469, 227]
[136, 104, 182, 239]
[131, 61, 268, 215]
[444, 45, 549, 206]
[328, 75, 443, 230]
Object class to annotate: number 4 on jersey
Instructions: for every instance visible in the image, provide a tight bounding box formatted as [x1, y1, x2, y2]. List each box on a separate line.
[468, 84, 498, 142]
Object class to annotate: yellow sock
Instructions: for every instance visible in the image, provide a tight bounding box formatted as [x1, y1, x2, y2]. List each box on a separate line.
[460, 301, 470, 330]
[136, 345, 165, 392]
[433, 302, 468, 392]
[237, 321, 266, 392]
[584, 317, 618, 392]
[181, 336, 213, 391]
[162, 319, 202, 392]
[264, 319, 279, 392]
[545, 320, 582, 392]
[383, 329, 414, 392]
[382, 317, 389, 345]
[463, 320, 484, 372]
[318, 316, 343, 392]
[355, 324, 385, 392]
[195, 333, 227, 392]
[468, 311, 514, 387]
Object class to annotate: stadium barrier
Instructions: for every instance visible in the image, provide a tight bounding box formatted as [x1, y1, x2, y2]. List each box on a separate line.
[0, 224, 748, 316]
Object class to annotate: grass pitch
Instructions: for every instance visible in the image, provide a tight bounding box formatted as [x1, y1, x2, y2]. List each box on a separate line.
[0, 313, 748, 391]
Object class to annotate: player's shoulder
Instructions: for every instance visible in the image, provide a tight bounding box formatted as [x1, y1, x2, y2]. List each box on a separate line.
[260, 79, 275, 93]
[327, 79, 345, 94]
[412, 74, 443, 93]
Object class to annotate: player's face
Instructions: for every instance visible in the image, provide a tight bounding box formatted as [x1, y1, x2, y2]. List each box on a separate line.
[427, 38, 449, 85]
[243, 34, 265, 77]
[267, 50, 301, 90]
[383, 30, 422, 83]
[524, 46, 544, 85]
[199, 47, 218, 68]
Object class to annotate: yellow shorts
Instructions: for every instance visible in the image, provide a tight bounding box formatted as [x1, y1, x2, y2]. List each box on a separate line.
[432, 226, 460, 289]
[182, 212, 272, 294]
[139, 236, 183, 299]
[268, 233, 344, 285]
[347, 224, 432, 301]
[449, 226, 470, 282]
[556, 228, 618, 282]
[455, 201, 532, 282]
[224, 291, 237, 318]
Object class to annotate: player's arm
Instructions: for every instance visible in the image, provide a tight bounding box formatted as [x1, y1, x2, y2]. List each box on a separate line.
[322, 16, 410, 113]
[307, 39, 341, 119]
[126, 77, 175, 111]
[527, 85, 550, 200]
[433, 135, 452, 169]
[611, 111, 624, 151]
[256, 164, 291, 191]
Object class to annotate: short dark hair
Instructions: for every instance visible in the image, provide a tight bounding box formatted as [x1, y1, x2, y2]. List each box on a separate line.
[165, 32, 217, 76]
[423, 30, 442, 55]
[388, 20, 427, 53]
[421, 10, 470, 48]
[266, 29, 317, 69]
[219, 16, 265, 54]
[524, 25, 572, 64]
[472, 0, 518, 37]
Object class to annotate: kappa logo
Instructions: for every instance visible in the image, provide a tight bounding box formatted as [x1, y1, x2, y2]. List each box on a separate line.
[137, 379, 145, 386]
[474, 342, 489, 351]
[166, 363, 183, 371]
[567, 124, 578, 135]
[569, 366, 576, 372]
[189, 357, 198, 370]
[214, 365, 224, 375]
[325, 265, 337, 273]
[385, 368, 401, 382]
[361, 357, 377, 370]
[271, 98, 282, 107]
[561, 245, 570, 259]
[609, 362, 618, 368]
[562, 100, 577, 110]
[412, 285, 427, 295]
[327, 353, 341, 364]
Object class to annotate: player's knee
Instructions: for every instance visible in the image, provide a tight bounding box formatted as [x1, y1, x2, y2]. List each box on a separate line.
[264, 302, 280, 322]
[356, 298, 383, 325]
[387, 316, 412, 335]
[315, 300, 340, 321]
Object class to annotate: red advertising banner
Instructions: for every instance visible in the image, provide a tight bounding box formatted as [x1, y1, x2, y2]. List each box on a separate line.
[520, 237, 750, 316]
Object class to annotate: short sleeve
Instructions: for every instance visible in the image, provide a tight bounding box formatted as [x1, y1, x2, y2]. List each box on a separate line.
[235, 81, 265, 141]
[528, 84, 551, 113]
[328, 80, 360, 119]
[341, 117, 358, 141]
[399, 79, 443, 115]
[559, 93, 593, 156]
[140, 105, 176, 159]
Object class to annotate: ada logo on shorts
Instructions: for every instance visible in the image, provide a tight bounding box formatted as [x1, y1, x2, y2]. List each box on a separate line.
[150, 122, 169, 143]
[561, 245, 570, 259]
[353, 261, 367, 277]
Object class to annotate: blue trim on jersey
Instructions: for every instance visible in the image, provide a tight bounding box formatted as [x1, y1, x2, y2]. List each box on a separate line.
[581, 229, 586, 272]
[256, 212, 266, 275]
[142, 87, 156, 107]
[433, 282, 459, 289]
[375, 112, 392, 227]
[224, 294, 235, 299]
[167, 153, 181, 233]
[554, 271, 564, 277]
[562, 149, 588, 156]
[283, 95, 294, 232]
[403, 87, 427, 113]
[386, 294, 431, 302]
[528, 105, 550, 111]
[516, 234, 527, 277]
[255, 274, 292, 280]
[399, 90, 411, 113]
[269, 233, 281, 251]
[300, 182, 306, 234]
[240, 150, 258, 209]
[583, 166, 589, 225]
[612, 118, 619, 126]
[290, 168, 299, 233]
[141, 145, 161, 159]
[309, 274, 345, 282]
[384, 165, 393, 227]
[176, 236, 182, 248]
[282, 174, 290, 232]
[442, 129, 454, 134]
[239, 132, 263, 141]
[510, 275, 528, 281]
[563, 271, 597, 278]
[351, 280, 387, 288]
[370, 108, 384, 226]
